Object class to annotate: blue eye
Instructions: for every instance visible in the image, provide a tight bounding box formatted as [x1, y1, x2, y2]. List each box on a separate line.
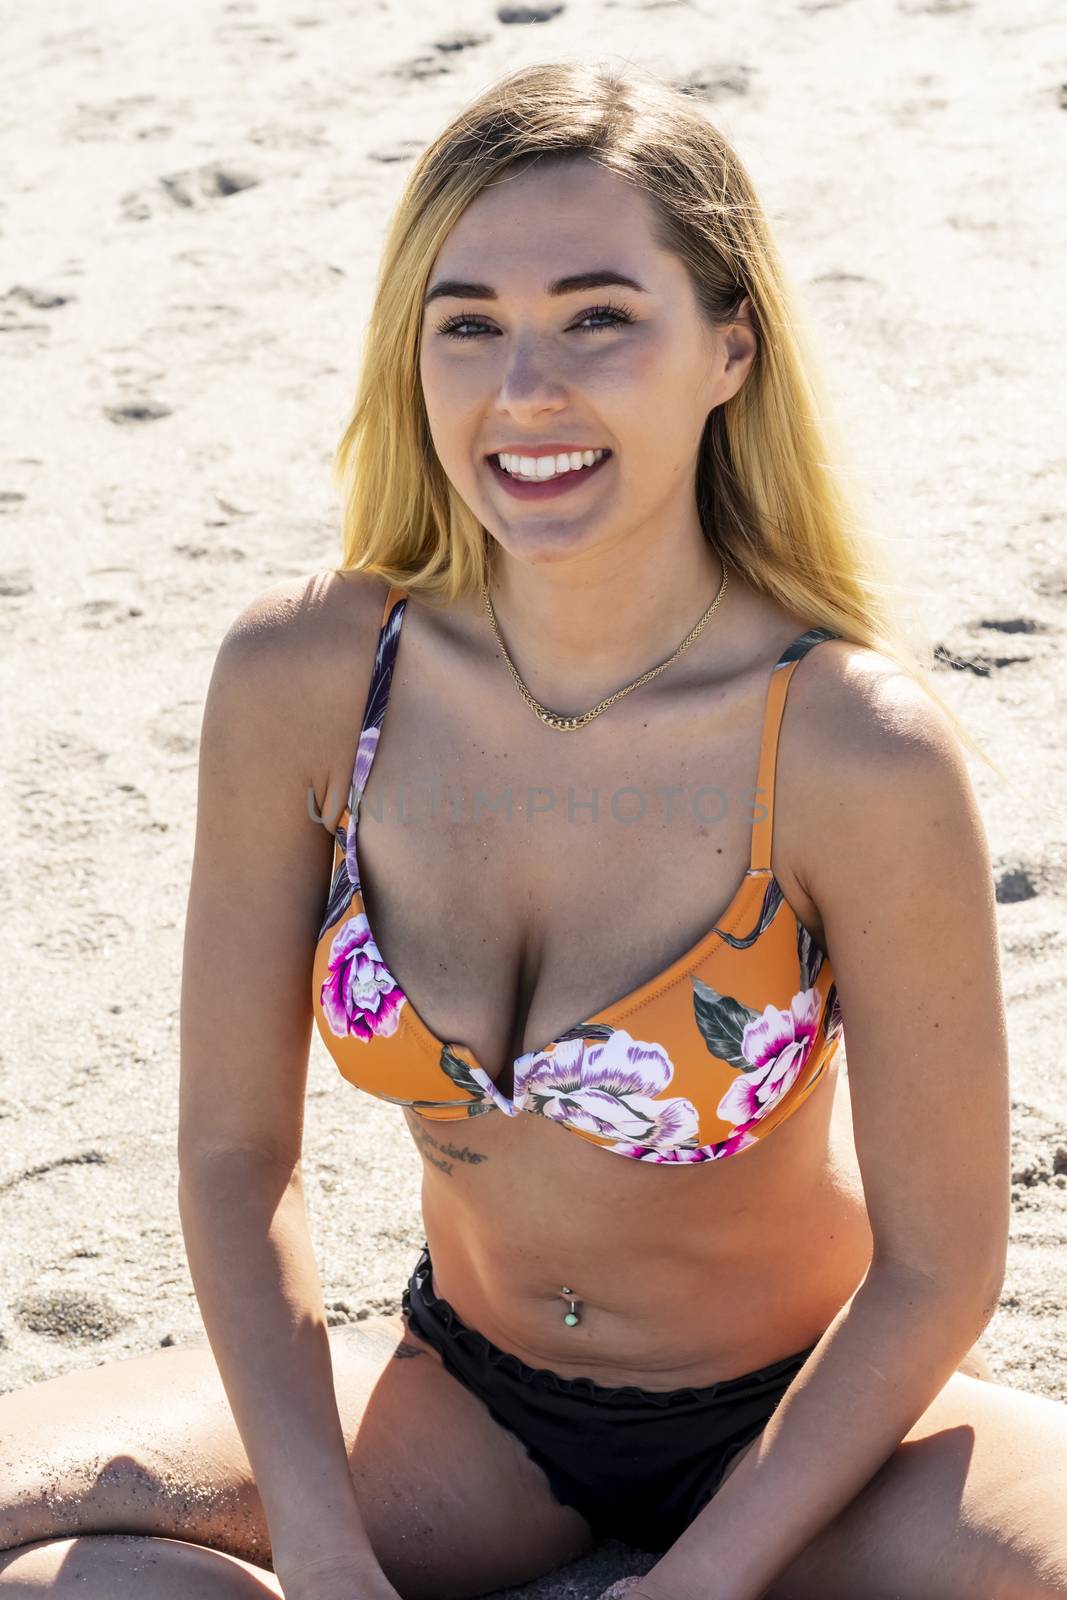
[433, 300, 636, 342]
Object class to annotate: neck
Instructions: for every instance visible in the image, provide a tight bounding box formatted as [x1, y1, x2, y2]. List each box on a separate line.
[483, 537, 729, 712]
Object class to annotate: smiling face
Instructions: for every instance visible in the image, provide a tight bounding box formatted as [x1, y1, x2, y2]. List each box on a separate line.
[418, 156, 755, 573]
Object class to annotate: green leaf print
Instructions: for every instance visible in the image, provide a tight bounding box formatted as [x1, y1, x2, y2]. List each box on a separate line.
[691, 976, 763, 1072]
[439, 1044, 488, 1103]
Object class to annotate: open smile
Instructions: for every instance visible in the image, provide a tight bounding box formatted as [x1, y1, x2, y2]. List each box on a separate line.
[487, 449, 613, 500]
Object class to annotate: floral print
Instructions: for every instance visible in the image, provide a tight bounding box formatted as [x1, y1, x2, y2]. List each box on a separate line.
[311, 590, 845, 1164]
[431, 988, 825, 1164]
[320, 911, 407, 1043]
[612, 1127, 760, 1163]
[716, 990, 822, 1129]
[522, 1034, 700, 1147]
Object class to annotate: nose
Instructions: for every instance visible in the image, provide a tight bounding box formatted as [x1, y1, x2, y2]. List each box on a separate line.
[494, 340, 569, 416]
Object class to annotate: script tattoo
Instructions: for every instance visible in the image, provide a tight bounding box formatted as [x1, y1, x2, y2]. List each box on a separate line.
[409, 1119, 489, 1176]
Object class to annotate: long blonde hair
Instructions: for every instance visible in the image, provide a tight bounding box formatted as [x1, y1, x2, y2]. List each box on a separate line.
[332, 60, 1003, 778]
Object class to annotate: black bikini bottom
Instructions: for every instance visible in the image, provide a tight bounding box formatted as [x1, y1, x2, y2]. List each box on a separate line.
[400, 1240, 817, 1552]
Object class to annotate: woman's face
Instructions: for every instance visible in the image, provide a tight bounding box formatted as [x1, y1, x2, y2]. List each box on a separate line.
[418, 157, 755, 571]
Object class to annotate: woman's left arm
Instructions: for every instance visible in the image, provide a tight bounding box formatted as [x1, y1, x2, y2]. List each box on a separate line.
[642, 655, 1012, 1600]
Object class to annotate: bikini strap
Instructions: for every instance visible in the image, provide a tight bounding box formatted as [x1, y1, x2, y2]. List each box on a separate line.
[347, 581, 408, 810]
[749, 627, 839, 873]
[379, 581, 403, 631]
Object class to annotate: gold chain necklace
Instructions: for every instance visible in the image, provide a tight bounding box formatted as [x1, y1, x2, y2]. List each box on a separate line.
[481, 556, 730, 731]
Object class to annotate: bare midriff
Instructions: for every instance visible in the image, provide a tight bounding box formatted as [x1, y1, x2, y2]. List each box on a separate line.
[403, 1054, 874, 1390]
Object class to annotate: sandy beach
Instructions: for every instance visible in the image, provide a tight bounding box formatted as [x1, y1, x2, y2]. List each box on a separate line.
[2, 0, 1065, 1593]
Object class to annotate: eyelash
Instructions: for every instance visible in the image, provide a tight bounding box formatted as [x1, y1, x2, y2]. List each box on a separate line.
[433, 299, 637, 342]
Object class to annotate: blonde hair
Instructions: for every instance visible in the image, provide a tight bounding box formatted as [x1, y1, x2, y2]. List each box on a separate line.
[332, 60, 1004, 779]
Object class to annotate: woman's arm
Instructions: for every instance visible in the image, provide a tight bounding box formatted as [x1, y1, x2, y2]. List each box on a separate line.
[178, 583, 397, 1596]
[640, 650, 1011, 1600]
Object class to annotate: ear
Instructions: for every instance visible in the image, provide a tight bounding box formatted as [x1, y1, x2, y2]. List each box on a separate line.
[723, 297, 758, 378]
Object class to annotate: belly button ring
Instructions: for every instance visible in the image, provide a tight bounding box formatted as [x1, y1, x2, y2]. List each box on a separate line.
[560, 1286, 581, 1326]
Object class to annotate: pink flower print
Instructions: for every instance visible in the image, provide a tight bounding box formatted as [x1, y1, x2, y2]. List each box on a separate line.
[716, 989, 821, 1131]
[320, 911, 406, 1043]
[514, 1031, 699, 1147]
[610, 1127, 760, 1163]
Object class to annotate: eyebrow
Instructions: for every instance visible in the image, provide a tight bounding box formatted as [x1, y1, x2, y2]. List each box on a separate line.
[422, 269, 649, 307]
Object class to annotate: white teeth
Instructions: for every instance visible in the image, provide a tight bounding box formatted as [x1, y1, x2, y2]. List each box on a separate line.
[497, 448, 606, 481]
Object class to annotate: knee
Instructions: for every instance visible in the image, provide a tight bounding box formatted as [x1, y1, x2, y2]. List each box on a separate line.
[956, 1344, 998, 1383]
[0, 1452, 162, 1553]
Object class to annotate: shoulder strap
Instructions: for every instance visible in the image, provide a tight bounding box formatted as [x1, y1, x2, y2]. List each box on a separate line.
[749, 628, 839, 872]
[380, 582, 403, 630]
[347, 582, 408, 808]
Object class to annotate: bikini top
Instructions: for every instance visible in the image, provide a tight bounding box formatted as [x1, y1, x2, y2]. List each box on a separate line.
[312, 583, 845, 1165]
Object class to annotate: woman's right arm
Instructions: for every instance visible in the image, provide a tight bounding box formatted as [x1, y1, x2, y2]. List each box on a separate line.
[177, 582, 397, 1597]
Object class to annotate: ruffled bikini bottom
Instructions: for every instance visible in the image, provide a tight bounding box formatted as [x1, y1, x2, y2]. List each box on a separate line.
[400, 1239, 817, 1552]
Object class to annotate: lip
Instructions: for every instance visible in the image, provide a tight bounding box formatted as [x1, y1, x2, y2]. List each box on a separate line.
[487, 450, 612, 501]
[488, 444, 609, 457]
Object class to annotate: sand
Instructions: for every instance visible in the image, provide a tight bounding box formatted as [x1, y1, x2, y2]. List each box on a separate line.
[1, 0, 1065, 1594]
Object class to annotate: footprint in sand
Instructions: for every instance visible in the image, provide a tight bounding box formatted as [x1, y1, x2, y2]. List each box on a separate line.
[0, 567, 33, 596]
[898, 0, 972, 13]
[14, 1289, 130, 1344]
[63, 93, 164, 144]
[674, 63, 754, 99]
[147, 702, 201, 760]
[391, 54, 454, 83]
[0, 1151, 109, 1197]
[102, 400, 173, 425]
[3, 284, 71, 312]
[0, 286, 67, 346]
[432, 29, 491, 53]
[932, 643, 1031, 673]
[367, 139, 426, 164]
[42, 908, 138, 962]
[811, 271, 878, 286]
[120, 162, 260, 223]
[997, 866, 1040, 904]
[13, 724, 163, 855]
[172, 539, 246, 562]
[995, 854, 1067, 905]
[977, 616, 1053, 636]
[497, 3, 565, 22]
[1012, 1146, 1067, 1194]
[76, 597, 145, 628]
[1033, 563, 1067, 600]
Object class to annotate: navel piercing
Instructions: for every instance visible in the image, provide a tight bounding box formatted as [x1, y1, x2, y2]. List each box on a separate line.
[560, 1286, 581, 1327]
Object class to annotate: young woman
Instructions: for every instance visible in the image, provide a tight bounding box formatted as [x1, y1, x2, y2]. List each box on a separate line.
[2, 60, 1065, 1600]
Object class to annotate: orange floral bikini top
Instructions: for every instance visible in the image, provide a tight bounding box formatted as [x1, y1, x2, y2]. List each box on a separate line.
[312, 584, 845, 1165]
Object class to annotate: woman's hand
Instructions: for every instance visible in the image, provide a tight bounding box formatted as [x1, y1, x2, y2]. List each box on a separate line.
[597, 1581, 664, 1600]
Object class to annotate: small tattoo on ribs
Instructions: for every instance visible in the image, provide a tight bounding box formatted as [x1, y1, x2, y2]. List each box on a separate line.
[411, 1123, 488, 1170]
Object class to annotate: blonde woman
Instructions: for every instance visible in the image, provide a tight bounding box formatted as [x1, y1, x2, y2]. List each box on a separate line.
[2, 61, 1065, 1600]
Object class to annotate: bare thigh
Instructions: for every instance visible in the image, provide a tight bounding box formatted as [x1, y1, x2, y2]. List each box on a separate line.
[717, 1339, 998, 1497]
[0, 1312, 595, 1599]
[717, 1346, 1067, 1600]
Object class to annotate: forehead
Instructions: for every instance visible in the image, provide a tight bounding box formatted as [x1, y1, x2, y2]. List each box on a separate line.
[429, 159, 667, 287]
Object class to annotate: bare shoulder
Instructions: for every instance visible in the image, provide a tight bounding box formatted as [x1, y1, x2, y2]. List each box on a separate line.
[217, 567, 387, 690]
[773, 637, 1009, 1291]
[210, 567, 391, 828]
[777, 633, 988, 903]
[787, 635, 961, 758]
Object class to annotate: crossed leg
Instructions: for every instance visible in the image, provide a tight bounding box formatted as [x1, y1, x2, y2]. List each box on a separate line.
[3, 1317, 1066, 1600]
[717, 1355, 1067, 1600]
[0, 1310, 595, 1598]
